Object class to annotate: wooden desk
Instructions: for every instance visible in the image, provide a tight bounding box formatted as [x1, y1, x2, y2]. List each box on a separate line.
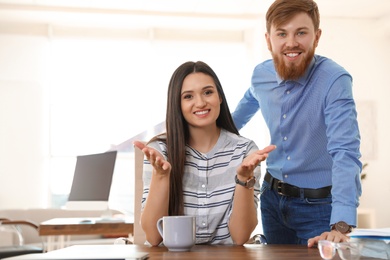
[144, 244, 324, 259]
[6, 244, 378, 260]
[39, 218, 133, 251]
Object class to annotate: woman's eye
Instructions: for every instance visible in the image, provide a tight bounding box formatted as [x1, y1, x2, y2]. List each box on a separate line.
[183, 94, 192, 99]
[204, 90, 213, 95]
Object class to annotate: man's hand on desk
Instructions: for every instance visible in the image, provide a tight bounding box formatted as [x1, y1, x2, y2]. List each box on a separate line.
[307, 230, 350, 248]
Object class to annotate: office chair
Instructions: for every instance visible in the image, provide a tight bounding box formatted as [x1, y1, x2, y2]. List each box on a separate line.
[0, 218, 44, 259]
[247, 233, 268, 244]
[133, 144, 147, 245]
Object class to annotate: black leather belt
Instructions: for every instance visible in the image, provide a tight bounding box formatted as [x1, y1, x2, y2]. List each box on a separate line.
[264, 172, 331, 199]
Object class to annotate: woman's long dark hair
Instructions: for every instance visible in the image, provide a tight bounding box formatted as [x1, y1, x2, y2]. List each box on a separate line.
[149, 61, 238, 216]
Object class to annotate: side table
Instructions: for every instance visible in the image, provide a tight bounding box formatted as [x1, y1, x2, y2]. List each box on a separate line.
[39, 217, 134, 251]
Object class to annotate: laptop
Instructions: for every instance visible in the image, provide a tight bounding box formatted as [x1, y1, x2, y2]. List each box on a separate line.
[1, 245, 149, 260]
[65, 151, 118, 211]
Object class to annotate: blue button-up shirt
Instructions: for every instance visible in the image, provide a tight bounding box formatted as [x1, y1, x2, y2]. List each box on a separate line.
[232, 55, 362, 226]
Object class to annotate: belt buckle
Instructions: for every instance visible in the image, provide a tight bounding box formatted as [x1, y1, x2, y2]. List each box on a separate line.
[276, 181, 284, 196]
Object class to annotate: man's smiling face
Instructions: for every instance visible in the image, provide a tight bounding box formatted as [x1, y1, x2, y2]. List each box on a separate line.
[266, 12, 321, 80]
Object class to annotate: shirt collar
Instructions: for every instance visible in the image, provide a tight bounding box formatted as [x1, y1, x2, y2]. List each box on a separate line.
[276, 56, 316, 86]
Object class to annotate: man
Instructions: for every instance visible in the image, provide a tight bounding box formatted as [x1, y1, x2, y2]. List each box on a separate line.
[232, 0, 362, 247]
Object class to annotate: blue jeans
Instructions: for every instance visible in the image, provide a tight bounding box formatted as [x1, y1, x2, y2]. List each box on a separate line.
[260, 180, 332, 245]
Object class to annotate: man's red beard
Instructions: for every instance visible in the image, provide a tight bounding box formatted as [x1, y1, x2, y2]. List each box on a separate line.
[272, 47, 315, 80]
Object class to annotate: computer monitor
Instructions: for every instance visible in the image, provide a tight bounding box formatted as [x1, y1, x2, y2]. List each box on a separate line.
[65, 151, 117, 210]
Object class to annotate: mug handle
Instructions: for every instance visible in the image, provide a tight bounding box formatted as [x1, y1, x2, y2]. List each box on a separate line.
[156, 217, 164, 237]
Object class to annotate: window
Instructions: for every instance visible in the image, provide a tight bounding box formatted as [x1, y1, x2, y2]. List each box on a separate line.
[46, 28, 266, 214]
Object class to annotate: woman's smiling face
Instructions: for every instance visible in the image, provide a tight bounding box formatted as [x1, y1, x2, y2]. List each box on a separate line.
[180, 72, 221, 129]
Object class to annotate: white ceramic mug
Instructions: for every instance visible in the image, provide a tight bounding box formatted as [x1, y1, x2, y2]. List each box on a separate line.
[156, 215, 196, 252]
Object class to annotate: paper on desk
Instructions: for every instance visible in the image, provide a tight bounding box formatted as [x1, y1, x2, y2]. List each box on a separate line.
[349, 228, 390, 260]
[1, 245, 149, 260]
[349, 228, 390, 242]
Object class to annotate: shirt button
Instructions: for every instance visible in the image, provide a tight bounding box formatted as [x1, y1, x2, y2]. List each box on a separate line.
[201, 184, 206, 188]
[283, 136, 288, 141]
[287, 156, 291, 160]
[202, 222, 206, 226]
[286, 90, 290, 94]
[284, 174, 288, 178]
[283, 114, 287, 119]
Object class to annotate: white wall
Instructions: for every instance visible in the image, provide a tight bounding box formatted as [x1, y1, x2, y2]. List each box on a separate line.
[316, 17, 390, 228]
[0, 35, 50, 208]
[0, 13, 389, 228]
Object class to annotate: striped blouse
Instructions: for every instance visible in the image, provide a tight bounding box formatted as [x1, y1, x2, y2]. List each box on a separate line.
[141, 128, 261, 244]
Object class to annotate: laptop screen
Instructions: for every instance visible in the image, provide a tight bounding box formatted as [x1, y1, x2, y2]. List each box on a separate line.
[67, 151, 117, 202]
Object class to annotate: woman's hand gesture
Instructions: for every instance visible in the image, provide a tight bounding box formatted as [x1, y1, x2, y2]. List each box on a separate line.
[134, 141, 172, 176]
[237, 145, 276, 178]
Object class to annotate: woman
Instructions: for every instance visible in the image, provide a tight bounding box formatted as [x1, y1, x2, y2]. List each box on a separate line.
[134, 61, 275, 246]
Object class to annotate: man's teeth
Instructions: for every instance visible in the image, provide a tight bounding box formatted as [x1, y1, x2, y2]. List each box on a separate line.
[286, 53, 299, 57]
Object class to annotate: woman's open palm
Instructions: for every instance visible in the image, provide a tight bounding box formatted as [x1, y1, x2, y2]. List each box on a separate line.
[134, 141, 172, 175]
[237, 145, 276, 177]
